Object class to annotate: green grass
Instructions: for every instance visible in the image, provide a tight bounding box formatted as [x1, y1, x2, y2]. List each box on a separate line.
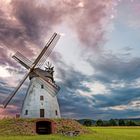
[90, 127, 140, 140]
[0, 127, 140, 140]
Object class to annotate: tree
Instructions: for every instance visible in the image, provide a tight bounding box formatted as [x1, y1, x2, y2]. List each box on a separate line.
[118, 119, 125, 126]
[109, 119, 117, 126]
[83, 119, 92, 126]
[126, 120, 136, 126]
[96, 119, 103, 126]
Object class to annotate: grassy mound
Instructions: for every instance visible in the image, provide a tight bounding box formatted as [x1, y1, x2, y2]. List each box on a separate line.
[0, 118, 36, 135]
[53, 119, 89, 134]
[0, 118, 89, 136]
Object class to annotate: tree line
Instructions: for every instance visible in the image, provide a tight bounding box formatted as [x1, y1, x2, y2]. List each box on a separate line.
[80, 119, 140, 126]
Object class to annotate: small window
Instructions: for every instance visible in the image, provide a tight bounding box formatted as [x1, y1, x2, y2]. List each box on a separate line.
[40, 95, 44, 101]
[41, 85, 44, 89]
[25, 110, 28, 115]
[40, 109, 45, 117]
[55, 110, 58, 116]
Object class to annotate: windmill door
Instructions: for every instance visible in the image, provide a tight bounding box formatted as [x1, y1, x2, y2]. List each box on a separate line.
[40, 109, 45, 117]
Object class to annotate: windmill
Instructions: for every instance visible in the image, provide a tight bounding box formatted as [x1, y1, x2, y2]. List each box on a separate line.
[3, 33, 61, 118]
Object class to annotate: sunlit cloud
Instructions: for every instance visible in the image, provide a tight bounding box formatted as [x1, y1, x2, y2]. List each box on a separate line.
[0, 66, 11, 78]
[109, 100, 140, 111]
[77, 2, 84, 8]
[82, 81, 109, 95]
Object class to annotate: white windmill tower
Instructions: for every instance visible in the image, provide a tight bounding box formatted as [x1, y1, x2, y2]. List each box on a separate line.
[3, 33, 61, 118]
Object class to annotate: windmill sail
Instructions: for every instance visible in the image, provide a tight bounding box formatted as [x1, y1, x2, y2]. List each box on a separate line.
[3, 72, 30, 108]
[33, 33, 60, 68]
[12, 51, 32, 69]
[12, 33, 60, 70]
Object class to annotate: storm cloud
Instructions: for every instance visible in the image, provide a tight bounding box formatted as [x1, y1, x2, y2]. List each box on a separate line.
[1, 0, 140, 120]
[0, 0, 116, 67]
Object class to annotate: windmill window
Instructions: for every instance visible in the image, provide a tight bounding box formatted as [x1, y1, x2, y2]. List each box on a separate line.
[55, 110, 58, 116]
[41, 84, 44, 89]
[40, 109, 45, 118]
[25, 110, 28, 115]
[40, 95, 44, 101]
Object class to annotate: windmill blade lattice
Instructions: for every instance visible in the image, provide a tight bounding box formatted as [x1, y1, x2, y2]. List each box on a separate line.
[36, 33, 60, 68]
[12, 51, 32, 69]
[3, 72, 30, 108]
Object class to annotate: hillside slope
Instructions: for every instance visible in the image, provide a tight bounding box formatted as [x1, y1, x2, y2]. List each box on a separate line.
[0, 118, 89, 136]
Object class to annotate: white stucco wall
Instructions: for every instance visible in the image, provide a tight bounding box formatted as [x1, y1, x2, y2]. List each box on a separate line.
[20, 77, 61, 118]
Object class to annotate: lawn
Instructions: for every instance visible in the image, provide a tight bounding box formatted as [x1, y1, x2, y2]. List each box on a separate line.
[0, 127, 140, 140]
[90, 127, 140, 140]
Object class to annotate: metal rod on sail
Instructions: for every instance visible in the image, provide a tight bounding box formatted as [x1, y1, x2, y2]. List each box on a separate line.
[3, 72, 30, 108]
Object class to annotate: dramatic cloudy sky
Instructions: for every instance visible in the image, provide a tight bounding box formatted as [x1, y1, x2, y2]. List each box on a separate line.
[1, 0, 140, 120]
